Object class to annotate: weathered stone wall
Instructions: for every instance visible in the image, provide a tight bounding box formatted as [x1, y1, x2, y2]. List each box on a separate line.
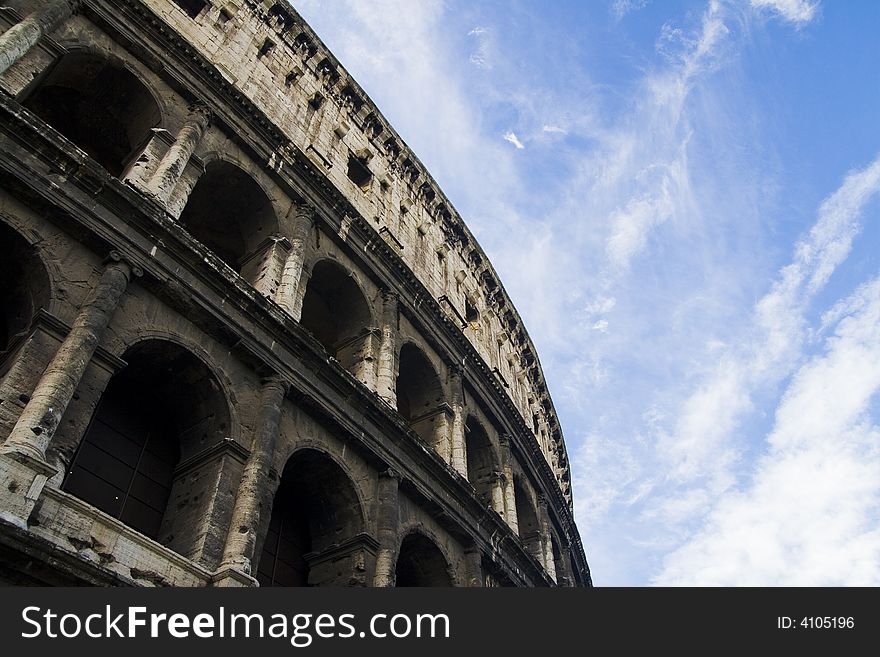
[129, 0, 572, 490]
[0, 0, 590, 587]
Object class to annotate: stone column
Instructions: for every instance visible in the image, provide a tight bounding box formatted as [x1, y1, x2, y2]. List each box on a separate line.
[1, 252, 137, 463]
[372, 467, 400, 587]
[431, 404, 453, 463]
[274, 203, 315, 318]
[537, 494, 557, 582]
[216, 376, 288, 579]
[490, 471, 506, 516]
[243, 236, 290, 298]
[145, 105, 211, 206]
[463, 545, 484, 587]
[0, 0, 79, 76]
[499, 433, 518, 534]
[448, 366, 467, 477]
[375, 289, 399, 405]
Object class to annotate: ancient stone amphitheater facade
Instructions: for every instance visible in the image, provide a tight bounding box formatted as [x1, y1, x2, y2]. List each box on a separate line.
[0, 0, 591, 587]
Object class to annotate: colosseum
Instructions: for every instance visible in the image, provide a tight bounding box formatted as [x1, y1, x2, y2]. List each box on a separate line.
[0, 0, 591, 587]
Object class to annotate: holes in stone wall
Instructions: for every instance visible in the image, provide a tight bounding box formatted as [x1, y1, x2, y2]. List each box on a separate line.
[465, 297, 480, 324]
[172, 0, 209, 20]
[217, 7, 234, 26]
[268, 3, 295, 31]
[285, 68, 302, 87]
[347, 154, 372, 190]
[258, 38, 276, 59]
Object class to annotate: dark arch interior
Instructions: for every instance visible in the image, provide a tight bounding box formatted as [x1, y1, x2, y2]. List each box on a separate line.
[395, 533, 452, 587]
[551, 534, 567, 585]
[300, 260, 371, 368]
[465, 417, 496, 506]
[514, 477, 543, 563]
[257, 449, 364, 587]
[63, 340, 230, 543]
[21, 51, 160, 177]
[0, 223, 50, 367]
[179, 161, 278, 278]
[396, 343, 443, 444]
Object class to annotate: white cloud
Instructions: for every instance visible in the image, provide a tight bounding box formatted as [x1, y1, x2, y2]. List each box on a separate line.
[611, 0, 650, 20]
[657, 275, 880, 585]
[600, 0, 734, 273]
[592, 319, 610, 332]
[751, 0, 819, 26]
[658, 155, 880, 493]
[542, 125, 567, 135]
[503, 132, 525, 149]
[468, 25, 493, 69]
[585, 296, 617, 316]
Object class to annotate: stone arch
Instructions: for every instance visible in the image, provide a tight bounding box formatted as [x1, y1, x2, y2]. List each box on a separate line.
[464, 416, 499, 507]
[61, 339, 232, 559]
[513, 475, 543, 563]
[179, 159, 282, 289]
[112, 328, 242, 443]
[396, 341, 445, 448]
[256, 448, 366, 587]
[19, 49, 162, 177]
[395, 530, 454, 587]
[0, 221, 51, 361]
[299, 259, 374, 378]
[550, 532, 569, 586]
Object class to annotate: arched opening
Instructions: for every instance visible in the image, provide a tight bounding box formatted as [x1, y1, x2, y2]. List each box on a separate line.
[300, 260, 372, 375]
[395, 533, 453, 587]
[63, 340, 230, 551]
[551, 534, 568, 586]
[465, 417, 497, 507]
[396, 343, 444, 446]
[0, 222, 50, 369]
[21, 52, 161, 177]
[514, 477, 543, 563]
[179, 161, 280, 286]
[257, 449, 364, 587]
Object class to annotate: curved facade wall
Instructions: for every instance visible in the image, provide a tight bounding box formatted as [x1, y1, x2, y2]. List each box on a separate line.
[0, 0, 591, 587]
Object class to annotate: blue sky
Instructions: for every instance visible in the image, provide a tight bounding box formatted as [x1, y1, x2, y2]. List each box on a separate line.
[292, 0, 880, 585]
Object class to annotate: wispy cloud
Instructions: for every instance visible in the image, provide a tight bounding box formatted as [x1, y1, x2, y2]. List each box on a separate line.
[750, 0, 819, 26]
[573, 153, 880, 584]
[660, 155, 880, 487]
[468, 26, 493, 69]
[611, 0, 651, 20]
[542, 125, 567, 135]
[657, 274, 880, 585]
[599, 0, 734, 274]
[503, 131, 525, 149]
